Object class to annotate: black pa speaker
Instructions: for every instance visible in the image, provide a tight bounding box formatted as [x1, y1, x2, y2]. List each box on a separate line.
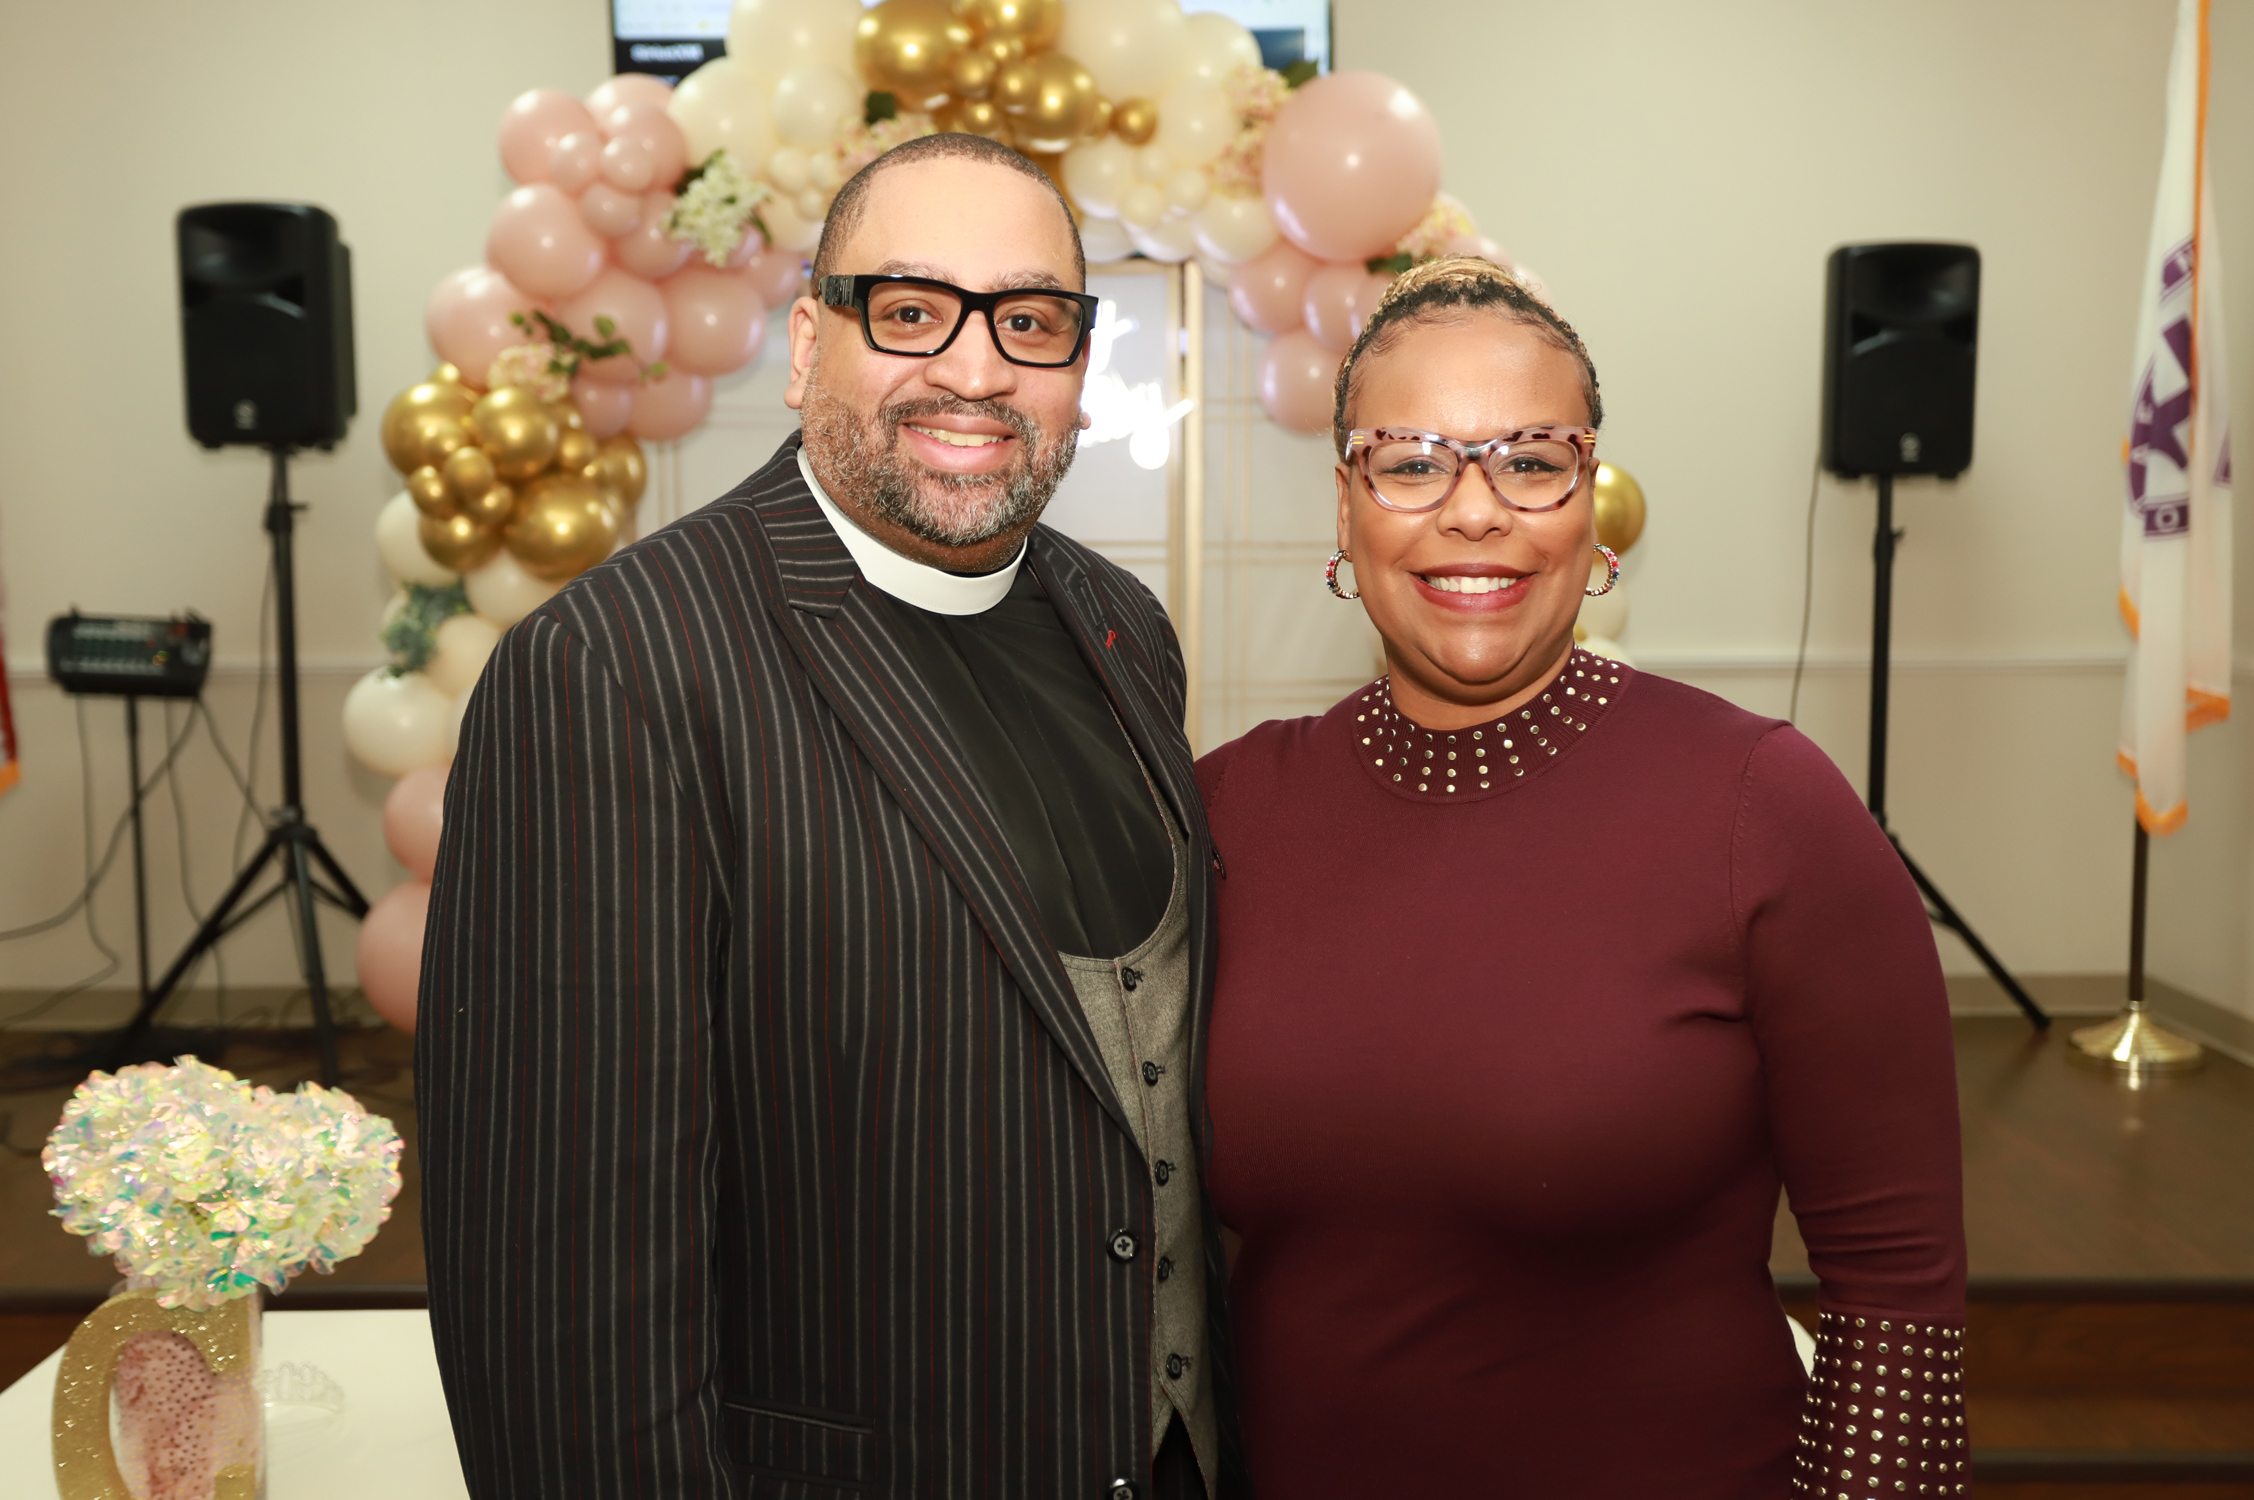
[1820, 242, 1979, 479]
[178, 203, 356, 450]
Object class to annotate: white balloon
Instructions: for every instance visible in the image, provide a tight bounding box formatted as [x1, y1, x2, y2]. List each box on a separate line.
[767, 146, 812, 194]
[376, 492, 457, 587]
[426, 613, 503, 697]
[1059, 0, 1188, 102]
[796, 187, 828, 220]
[343, 669, 453, 777]
[1127, 212, 1198, 264]
[463, 549, 562, 629]
[669, 58, 777, 172]
[771, 65, 860, 149]
[1578, 575, 1629, 640]
[1119, 181, 1168, 229]
[728, 0, 862, 86]
[1079, 214, 1136, 264]
[1155, 79, 1236, 168]
[760, 190, 823, 253]
[1193, 193, 1277, 263]
[1176, 11, 1263, 85]
[1163, 166, 1209, 215]
[1134, 144, 1173, 182]
[806, 152, 842, 190]
[1062, 137, 1137, 219]
[1194, 253, 1236, 290]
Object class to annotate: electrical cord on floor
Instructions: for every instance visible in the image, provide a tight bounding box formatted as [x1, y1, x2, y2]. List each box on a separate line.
[1787, 457, 1823, 724]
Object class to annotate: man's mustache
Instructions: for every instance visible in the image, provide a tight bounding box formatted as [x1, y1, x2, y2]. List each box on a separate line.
[880, 394, 1040, 453]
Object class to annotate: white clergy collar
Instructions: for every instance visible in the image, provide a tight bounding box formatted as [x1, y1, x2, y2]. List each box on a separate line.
[797, 445, 1024, 617]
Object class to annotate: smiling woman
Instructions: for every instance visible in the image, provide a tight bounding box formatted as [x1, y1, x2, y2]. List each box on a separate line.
[1195, 258, 1973, 1497]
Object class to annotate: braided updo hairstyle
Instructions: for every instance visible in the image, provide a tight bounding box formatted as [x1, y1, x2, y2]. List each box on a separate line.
[1331, 256, 1603, 459]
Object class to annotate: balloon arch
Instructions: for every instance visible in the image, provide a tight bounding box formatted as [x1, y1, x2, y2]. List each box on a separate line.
[349, 0, 1647, 1028]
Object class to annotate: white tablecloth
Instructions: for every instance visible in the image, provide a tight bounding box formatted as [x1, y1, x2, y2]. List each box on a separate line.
[0, 1308, 470, 1498]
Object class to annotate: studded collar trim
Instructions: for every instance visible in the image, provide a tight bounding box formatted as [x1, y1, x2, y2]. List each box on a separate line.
[1347, 647, 1632, 802]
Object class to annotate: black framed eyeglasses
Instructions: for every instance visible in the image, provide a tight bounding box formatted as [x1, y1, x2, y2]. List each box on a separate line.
[819, 274, 1099, 369]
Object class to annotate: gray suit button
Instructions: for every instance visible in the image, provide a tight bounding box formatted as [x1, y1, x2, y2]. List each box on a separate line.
[1108, 1230, 1138, 1262]
[1109, 1480, 1138, 1500]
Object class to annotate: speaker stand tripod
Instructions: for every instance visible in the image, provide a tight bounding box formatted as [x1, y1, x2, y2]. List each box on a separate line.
[110, 448, 369, 1085]
[1864, 473, 2048, 1029]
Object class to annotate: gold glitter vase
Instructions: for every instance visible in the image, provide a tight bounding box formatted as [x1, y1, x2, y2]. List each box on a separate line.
[51, 1287, 263, 1500]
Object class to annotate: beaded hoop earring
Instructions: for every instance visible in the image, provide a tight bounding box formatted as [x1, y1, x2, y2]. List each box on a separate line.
[1585, 543, 1621, 597]
[1325, 549, 1360, 600]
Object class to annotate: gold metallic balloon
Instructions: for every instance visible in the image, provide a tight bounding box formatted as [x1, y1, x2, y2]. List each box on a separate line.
[950, 50, 998, 100]
[584, 435, 649, 508]
[1111, 96, 1158, 146]
[460, 480, 517, 528]
[855, 0, 973, 111]
[938, 97, 1013, 141]
[469, 386, 561, 482]
[380, 381, 475, 474]
[441, 444, 497, 506]
[1090, 96, 1113, 137]
[548, 398, 585, 431]
[993, 51, 1102, 152]
[955, 0, 1062, 50]
[555, 426, 599, 474]
[430, 362, 463, 386]
[419, 511, 503, 572]
[504, 472, 620, 582]
[407, 465, 455, 519]
[1591, 461, 1647, 555]
[985, 35, 1023, 64]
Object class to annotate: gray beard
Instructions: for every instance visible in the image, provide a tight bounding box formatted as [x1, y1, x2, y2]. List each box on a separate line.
[799, 374, 1078, 551]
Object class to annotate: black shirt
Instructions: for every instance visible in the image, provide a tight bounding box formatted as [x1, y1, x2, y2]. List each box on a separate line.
[876, 567, 1174, 959]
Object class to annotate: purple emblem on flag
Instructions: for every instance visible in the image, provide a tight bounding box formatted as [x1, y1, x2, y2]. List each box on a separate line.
[2160, 239, 2194, 297]
[2140, 494, 2190, 537]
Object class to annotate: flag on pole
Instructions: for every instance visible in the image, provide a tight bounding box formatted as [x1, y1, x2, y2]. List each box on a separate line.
[2120, 0, 2232, 835]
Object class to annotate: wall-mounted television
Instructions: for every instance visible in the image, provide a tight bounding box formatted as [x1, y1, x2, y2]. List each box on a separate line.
[611, 1, 1331, 84]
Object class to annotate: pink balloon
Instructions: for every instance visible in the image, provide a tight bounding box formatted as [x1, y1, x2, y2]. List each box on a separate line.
[600, 135, 657, 193]
[499, 89, 600, 186]
[554, 267, 668, 382]
[614, 190, 693, 279]
[1229, 240, 1322, 334]
[742, 243, 807, 308]
[579, 180, 644, 238]
[661, 264, 766, 375]
[382, 762, 450, 882]
[1443, 232, 1510, 266]
[601, 105, 689, 192]
[628, 368, 713, 440]
[1262, 72, 1444, 262]
[426, 267, 539, 386]
[1303, 262, 1385, 354]
[487, 184, 607, 300]
[587, 73, 675, 121]
[549, 130, 604, 194]
[571, 376, 635, 438]
[1258, 329, 1340, 435]
[356, 880, 431, 1033]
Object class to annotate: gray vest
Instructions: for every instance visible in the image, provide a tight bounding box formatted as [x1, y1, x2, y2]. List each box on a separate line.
[1057, 800, 1216, 1491]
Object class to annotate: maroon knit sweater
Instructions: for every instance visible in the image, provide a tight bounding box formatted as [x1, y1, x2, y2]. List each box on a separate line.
[1196, 649, 1968, 1500]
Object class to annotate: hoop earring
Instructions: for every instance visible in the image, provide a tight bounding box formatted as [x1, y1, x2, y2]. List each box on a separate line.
[1585, 543, 1620, 597]
[1325, 549, 1360, 600]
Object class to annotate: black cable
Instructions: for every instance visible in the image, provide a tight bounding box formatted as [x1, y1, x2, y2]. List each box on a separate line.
[1787, 458, 1823, 724]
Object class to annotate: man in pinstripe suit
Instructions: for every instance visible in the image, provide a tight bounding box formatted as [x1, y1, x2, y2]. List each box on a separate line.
[419, 134, 1247, 1499]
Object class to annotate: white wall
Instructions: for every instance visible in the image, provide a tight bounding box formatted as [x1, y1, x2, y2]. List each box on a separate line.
[2, 0, 2248, 1017]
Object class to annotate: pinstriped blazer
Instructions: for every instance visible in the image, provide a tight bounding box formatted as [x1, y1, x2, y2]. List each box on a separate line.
[417, 433, 1248, 1500]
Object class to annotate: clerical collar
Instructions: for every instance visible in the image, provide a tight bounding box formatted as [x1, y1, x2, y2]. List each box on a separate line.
[797, 445, 1024, 616]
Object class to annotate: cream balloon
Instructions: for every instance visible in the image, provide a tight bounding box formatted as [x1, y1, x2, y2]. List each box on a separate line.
[376, 492, 459, 586]
[1062, 136, 1137, 218]
[772, 65, 862, 148]
[1194, 253, 1236, 290]
[342, 668, 454, 776]
[1126, 211, 1198, 264]
[1175, 11, 1262, 84]
[767, 146, 813, 194]
[1058, 0, 1187, 103]
[1079, 213, 1135, 264]
[760, 190, 823, 253]
[464, 548, 564, 629]
[1154, 79, 1236, 168]
[1118, 181, 1167, 229]
[425, 613, 503, 697]
[1163, 165, 1209, 215]
[442, 687, 473, 759]
[1194, 193, 1277, 263]
[727, 0, 863, 87]
[668, 58, 778, 173]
